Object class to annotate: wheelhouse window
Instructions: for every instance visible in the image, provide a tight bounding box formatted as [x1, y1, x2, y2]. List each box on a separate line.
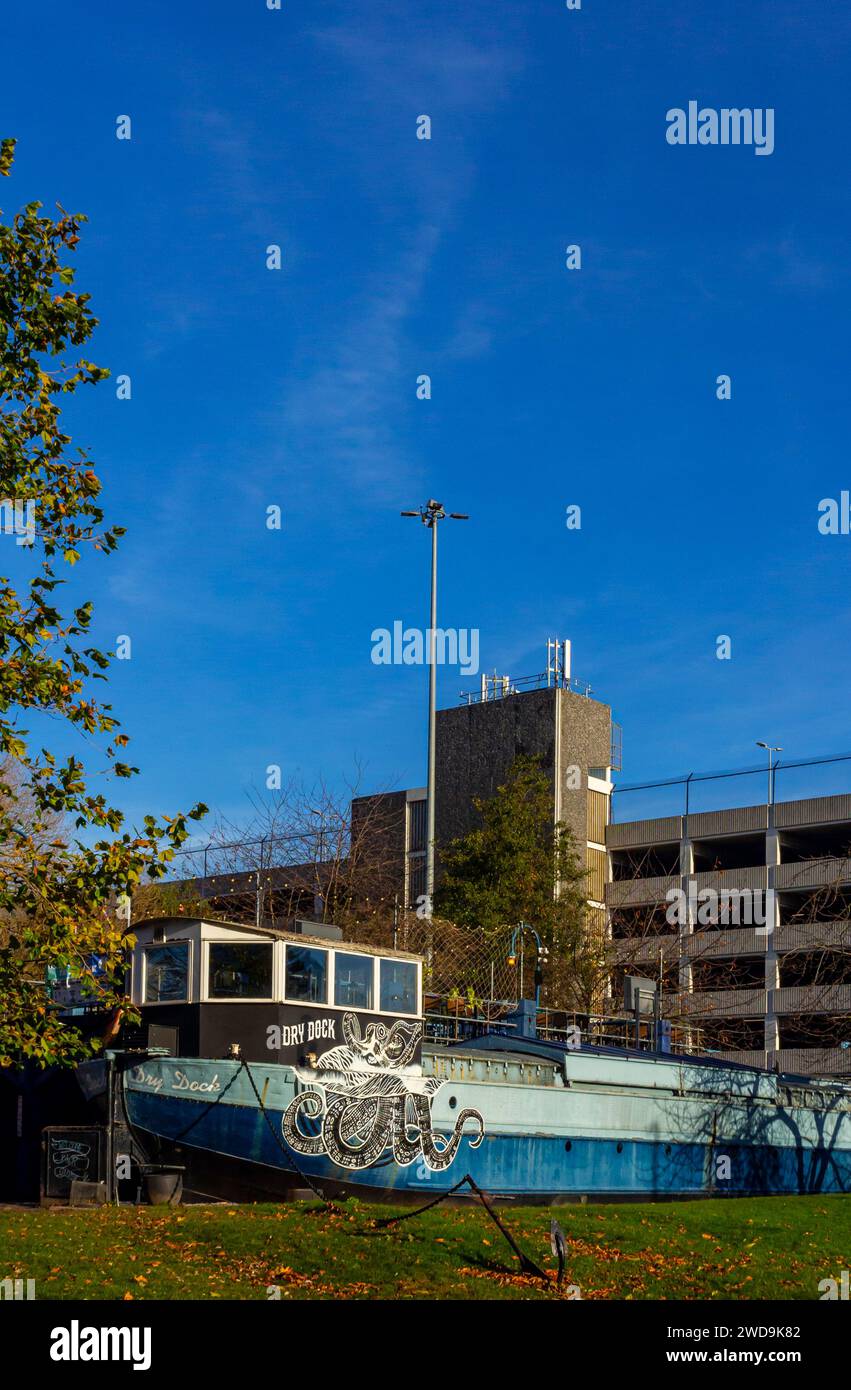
[144, 943, 189, 1003]
[334, 951, 373, 1010]
[380, 958, 418, 1015]
[285, 945, 328, 1004]
[208, 943, 273, 1000]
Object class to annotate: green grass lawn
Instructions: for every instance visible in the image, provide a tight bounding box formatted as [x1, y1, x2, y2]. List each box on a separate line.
[0, 1195, 847, 1300]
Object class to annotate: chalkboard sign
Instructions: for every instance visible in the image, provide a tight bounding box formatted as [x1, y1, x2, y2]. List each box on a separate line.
[42, 1127, 105, 1200]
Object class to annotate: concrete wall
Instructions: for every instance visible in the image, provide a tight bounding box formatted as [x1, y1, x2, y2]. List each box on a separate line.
[556, 687, 613, 853]
[435, 686, 612, 868]
[350, 791, 408, 893]
[350, 687, 613, 896]
[435, 688, 558, 853]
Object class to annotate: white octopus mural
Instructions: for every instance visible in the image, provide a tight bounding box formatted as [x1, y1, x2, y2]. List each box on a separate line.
[282, 1013, 485, 1172]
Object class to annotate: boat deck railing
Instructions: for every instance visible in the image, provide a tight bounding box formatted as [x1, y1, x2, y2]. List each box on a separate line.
[536, 1008, 705, 1056]
[423, 996, 706, 1056]
[423, 999, 519, 1046]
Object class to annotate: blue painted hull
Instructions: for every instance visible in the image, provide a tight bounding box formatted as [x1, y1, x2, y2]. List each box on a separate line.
[126, 1092, 851, 1201]
[123, 1047, 851, 1202]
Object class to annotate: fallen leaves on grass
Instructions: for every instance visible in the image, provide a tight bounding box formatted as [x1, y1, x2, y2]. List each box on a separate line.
[264, 1264, 376, 1299]
[458, 1266, 574, 1296]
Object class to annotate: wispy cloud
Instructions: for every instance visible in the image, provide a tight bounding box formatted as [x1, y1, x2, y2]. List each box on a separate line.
[309, 23, 524, 114]
[262, 17, 527, 500]
[180, 105, 289, 236]
[279, 222, 442, 495]
[140, 289, 213, 360]
[744, 235, 840, 292]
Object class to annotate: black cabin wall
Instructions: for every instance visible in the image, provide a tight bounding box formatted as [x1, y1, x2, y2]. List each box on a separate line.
[136, 1002, 421, 1066]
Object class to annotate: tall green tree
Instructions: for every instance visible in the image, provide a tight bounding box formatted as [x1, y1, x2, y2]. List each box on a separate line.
[0, 140, 206, 1067]
[434, 754, 599, 1006]
[435, 754, 587, 933]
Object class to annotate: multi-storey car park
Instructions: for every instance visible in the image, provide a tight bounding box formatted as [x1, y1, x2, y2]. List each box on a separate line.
[607, 785, 851, 1077]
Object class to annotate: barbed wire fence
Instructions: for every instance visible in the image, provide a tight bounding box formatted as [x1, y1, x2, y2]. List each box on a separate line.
[129, 829, 569, 1008]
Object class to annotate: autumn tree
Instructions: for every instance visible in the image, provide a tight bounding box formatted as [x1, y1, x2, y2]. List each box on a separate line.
[0, 139, 206, 1067]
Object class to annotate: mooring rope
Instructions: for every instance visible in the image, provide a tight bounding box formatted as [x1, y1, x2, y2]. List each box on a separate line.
[157, 1064, 246, 1142]
[120, 1053, 337, 1208]
[125, 1053, 547, 1280]
[373, 1172, 547, 1280]
[241, 1061, 546, 1279]
[237, 1057, 340, 1210]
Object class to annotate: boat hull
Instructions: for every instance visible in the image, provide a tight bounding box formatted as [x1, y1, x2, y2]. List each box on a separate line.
[122, 1050, 851, 1203]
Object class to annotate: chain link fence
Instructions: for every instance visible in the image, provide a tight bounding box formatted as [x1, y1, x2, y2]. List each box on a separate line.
[341, 916, 519, 1003]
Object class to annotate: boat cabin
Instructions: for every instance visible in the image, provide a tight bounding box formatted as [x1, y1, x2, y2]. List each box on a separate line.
[128, 917, 424, 1065]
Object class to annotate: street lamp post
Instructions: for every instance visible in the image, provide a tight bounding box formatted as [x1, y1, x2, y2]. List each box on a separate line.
[401, 500, 468, 917]
[507, 922, 549, 1009]
[756, 741, 783, 807]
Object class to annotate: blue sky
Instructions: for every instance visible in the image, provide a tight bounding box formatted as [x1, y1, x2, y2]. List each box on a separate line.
[4, 0, 851, 837]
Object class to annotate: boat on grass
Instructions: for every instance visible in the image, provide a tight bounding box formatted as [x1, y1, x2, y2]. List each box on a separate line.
[118, 916, 851, 1203]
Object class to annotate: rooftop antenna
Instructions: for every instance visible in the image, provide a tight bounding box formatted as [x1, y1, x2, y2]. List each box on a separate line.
[546, 638, 558, 687]
[547, 637, 572, 689]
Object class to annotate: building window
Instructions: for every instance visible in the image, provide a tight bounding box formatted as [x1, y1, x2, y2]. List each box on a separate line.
[285, 945, 328, 1004]
[407, 797, 427, 853]
[334, 951, 374, 1010]
[144, 943, 189, 1003]
[208, 943, 273, 999]
[407, 856, 427, 911]
[587, 847, 608, 903]
[586, 788, 609, 845]
[380, 959, 418, 1015]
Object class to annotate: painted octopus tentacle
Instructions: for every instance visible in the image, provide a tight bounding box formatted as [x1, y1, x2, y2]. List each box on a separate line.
[457, 1109, 485, 1150]
[281, 1090, 325, 1155]
[342, 1013, 363, 1050]
[413, 1095, 485, 1171]
[384, 1021, 421, 1069]
[391, 1095, 424, 1166]
[323, 1095, 393, 1170]
[338, 1097, 380, 1145]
